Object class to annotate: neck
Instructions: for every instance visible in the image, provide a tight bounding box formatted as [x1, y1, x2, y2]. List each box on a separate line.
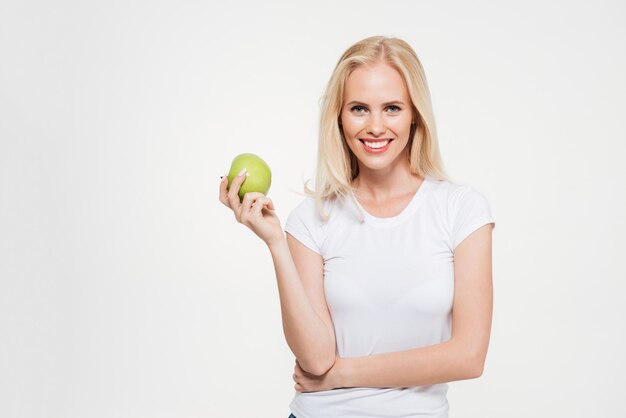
[352, 160, 423, 202]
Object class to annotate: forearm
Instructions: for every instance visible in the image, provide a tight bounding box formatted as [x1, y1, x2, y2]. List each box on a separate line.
[339, 339, 482, 388]
[268, 237, 335, 375]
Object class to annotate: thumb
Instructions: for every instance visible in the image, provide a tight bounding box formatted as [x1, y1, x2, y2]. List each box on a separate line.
[261, 197, 275, 211]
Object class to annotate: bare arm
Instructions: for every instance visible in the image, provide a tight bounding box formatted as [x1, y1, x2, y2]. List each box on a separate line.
[330, 223, 493, 388]
[219, 173, 335, 375]
[268, 235, 336, 376]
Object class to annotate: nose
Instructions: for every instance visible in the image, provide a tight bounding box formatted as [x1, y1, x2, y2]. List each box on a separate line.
[366, 112, 386, 137]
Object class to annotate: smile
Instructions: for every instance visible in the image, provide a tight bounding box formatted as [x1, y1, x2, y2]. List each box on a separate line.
[359, 138, 393, 153]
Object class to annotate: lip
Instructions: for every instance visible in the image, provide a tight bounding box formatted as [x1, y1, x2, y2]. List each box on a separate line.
[360, 138, 392, 142]
[359, 138, 394, 154]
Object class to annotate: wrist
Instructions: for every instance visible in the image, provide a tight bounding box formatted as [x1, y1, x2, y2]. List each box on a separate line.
[334, 356, 352, 389]
[266, 233, 287, 252]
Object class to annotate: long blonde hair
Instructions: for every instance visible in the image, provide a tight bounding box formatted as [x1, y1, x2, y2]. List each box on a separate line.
[304, 35, 451, 222]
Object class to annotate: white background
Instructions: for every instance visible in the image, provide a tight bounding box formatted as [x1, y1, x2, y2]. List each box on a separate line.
[1, 0, 625, 417]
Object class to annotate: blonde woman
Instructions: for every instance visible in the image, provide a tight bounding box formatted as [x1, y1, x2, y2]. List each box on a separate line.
[219, 35, 495, 418]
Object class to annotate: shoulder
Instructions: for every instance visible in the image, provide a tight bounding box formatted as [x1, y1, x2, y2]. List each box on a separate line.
[431, 179, 495, 250]
[286, 195, 336, 228]
[289, 195, 317, 214]
[427, 178, 491, 208]
[428, 177, 474, 195]
[290, 192, 352, 217]
[286, 195, 317, 224]
[285, 195, 337, 256]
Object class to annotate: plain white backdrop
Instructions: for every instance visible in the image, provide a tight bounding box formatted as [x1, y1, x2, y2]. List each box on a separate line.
[1, 0, 625, 417]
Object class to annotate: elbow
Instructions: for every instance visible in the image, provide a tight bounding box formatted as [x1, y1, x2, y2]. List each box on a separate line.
[300, 352, 336, 376]
[469, 362, 484, 379]
[306, 363, 332, 377]
[467, 353, 486, 379]
[453, 337, 487, 379]
[309, 357, 337, 376]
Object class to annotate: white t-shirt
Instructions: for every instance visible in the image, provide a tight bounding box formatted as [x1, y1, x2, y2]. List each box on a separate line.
[284, 177, 496, 418]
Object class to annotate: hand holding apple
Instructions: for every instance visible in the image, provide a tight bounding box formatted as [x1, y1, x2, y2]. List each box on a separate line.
[226, 153, 272, 202]
[218, 154, 284, 247]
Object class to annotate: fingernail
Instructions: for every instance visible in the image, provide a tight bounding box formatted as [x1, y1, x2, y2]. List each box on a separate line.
[237, 168, 247, 177]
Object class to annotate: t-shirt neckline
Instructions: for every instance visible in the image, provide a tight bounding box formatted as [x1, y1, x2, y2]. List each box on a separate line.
[351, 177, 432, 226]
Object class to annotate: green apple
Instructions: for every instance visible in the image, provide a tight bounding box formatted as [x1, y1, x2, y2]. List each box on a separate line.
[227, 153, 272, 201]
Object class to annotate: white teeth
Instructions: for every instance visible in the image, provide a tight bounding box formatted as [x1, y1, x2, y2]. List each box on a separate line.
[364, 140, 390, 149]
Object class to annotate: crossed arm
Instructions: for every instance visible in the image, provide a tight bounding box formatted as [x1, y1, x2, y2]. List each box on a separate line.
[292, 223, 494, 392]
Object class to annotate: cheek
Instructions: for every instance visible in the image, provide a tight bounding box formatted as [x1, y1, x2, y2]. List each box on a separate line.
[393, 119, 413, 135]
[342, 117, 365, 136]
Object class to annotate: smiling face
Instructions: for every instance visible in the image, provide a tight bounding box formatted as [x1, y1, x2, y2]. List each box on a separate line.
[339, 61, 415, 176]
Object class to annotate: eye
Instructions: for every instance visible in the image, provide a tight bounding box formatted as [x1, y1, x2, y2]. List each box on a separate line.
[350, 105, 367, 113]
[387, 105, 401, 112]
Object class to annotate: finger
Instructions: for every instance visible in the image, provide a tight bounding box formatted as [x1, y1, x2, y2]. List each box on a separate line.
[266, 198, 275, 211]
[227, 168, 248, 210]
[240, 192, 266, 219]
[241, 192, 265, 208]
[250, 197, 273, 217]
[256, 197, 275, 212]
[294, 364, 303, 376]
[218, 175, 230, 207]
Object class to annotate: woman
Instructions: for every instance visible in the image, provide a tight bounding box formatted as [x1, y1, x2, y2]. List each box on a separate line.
[219, 35, 495, 418]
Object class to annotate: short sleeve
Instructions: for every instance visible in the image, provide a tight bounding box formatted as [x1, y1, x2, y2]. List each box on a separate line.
[450, 187, 496, 250]
[284, 198, 323, 256]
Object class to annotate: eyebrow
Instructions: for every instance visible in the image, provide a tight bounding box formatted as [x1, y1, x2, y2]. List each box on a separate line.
[345, 100, 405, 107]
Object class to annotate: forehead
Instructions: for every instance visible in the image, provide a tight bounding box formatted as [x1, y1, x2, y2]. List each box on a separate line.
[344, 62, 409, 100]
